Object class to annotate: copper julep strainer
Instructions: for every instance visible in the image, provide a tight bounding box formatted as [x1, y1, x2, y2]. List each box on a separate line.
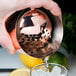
[15, 9, 63, 58]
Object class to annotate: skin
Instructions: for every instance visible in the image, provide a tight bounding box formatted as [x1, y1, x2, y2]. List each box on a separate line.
[0, 0, 62, 55]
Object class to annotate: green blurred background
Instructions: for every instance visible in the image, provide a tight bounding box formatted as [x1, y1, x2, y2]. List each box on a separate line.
[62, 13, 76, 55]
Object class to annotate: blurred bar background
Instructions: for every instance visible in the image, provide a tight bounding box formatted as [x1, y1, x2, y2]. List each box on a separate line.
[54, 0, 76, 14]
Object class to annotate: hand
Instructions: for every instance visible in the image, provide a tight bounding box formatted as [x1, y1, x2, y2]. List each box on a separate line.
[0, 0, 62, 55]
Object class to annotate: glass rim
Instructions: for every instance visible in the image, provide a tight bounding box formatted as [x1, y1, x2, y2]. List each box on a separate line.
[30, 63, 68, 76]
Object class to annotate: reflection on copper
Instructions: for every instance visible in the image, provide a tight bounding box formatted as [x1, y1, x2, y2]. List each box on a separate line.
[16, 9, 63, 58]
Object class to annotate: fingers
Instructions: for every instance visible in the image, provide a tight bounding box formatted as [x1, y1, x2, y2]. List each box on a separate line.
[43, 1, 62, 17]
[14, 0, 43, 10]
[0, 21, 16, 55]
[14, 0, 61, 16]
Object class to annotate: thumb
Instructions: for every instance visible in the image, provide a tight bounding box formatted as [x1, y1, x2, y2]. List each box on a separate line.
[0, 21, 16, 54]
[10, 29, 20, 50]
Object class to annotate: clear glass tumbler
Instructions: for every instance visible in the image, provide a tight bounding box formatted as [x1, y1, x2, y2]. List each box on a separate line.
[30, 63, 68, 76]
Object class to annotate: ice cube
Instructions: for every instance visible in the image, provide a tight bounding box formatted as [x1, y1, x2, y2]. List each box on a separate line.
[32, 66, 65, 76]
[52, 66, 61, 74]
[45, 71, 53, 76]
[32, 71, 38, 76]
[59, 74, 65, 76]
